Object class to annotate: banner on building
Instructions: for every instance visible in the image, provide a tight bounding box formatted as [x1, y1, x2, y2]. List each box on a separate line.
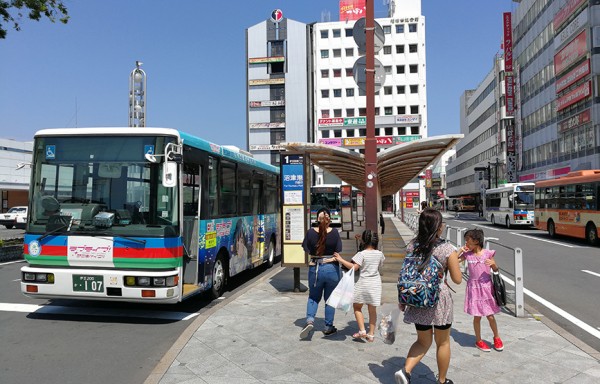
[339, 0, 365, 21]
[554, 30, 587, 76]
[503, 12, 514, 117]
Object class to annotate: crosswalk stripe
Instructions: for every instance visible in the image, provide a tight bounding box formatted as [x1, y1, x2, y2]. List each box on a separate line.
[0, 302, 198, 321]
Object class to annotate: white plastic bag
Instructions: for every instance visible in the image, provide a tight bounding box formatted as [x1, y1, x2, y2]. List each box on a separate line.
[326, 267, 355, 313]
[378, 309, 399, 344]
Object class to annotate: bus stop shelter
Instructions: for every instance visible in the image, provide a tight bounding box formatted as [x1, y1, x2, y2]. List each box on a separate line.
[281, 134, 462, 196]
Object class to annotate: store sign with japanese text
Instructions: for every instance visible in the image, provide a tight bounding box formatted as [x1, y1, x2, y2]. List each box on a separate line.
[249, 122, 286, 129]
[558, 108, 590, 132]
[556, 81, 591, 111]
[339, 0, 365, 21]
[553, 0, 587, 30]
[554, 30, 587, 75]
[555, 59, 590, 93]
[318, 138, 343, 146]
[395, 115, 421, 124]
[503, 12, 514, 116]
[249, 56, 285, 64]
[249, 100, 285, 107]
[249, 78, 285, 86]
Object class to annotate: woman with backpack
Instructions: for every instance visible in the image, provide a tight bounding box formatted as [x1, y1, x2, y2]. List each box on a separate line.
[395, 208, 462, 384]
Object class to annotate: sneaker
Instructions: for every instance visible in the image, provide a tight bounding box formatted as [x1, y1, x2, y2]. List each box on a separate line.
[394, 368, 411, 384]
[299, 322, 313, 339]
[493, 337, 504, 351]
[475, 340, 491, 352]
[322, 326, 337, 336]
[438, 379, 454, 384]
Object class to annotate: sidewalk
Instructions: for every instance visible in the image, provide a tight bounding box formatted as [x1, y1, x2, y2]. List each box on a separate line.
[147, 215, 600, 384]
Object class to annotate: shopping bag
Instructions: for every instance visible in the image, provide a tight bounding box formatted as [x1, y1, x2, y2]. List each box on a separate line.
[378, 308, 400, 344]
[326, 268, 355, 313]
[492, 271, 507, 307]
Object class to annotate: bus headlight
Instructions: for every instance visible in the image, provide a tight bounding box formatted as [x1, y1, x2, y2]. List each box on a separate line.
[137, 277, 151, 286]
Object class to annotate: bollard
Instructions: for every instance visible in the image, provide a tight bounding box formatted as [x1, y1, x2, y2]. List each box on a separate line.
[514, 247, 524, 317]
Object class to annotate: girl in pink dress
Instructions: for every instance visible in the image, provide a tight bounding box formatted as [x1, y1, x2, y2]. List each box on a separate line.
[458, 229, 504, 352]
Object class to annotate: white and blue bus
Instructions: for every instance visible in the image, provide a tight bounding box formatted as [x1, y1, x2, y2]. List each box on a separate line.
[21, 127, 280, 303]
[484, 183, 535, 228]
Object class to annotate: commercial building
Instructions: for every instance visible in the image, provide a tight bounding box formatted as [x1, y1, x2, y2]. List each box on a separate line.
[246, 1, 428, 212]
[0, 138, 33, 212]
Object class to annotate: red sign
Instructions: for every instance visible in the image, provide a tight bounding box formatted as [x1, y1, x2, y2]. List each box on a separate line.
[556, 81, 591, 111]
[555, 59, 590, 93]
[554, 30, 587, 75]
[503, 13, 513, 72]
[553, 0, 587, 30]
[339, 0, 366, 21]
[558, 108, 590, 132]
[318, 118, 344, 126]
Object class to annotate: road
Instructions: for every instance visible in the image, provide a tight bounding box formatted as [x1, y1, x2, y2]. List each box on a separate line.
[0, 256, 278, 384]
[445, 212, 600, 354]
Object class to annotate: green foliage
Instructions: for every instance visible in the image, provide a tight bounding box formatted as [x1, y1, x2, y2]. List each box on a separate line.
[0, 0, 69, 39]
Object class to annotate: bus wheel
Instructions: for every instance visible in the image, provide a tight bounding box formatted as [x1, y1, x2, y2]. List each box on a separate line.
[266, 239, 275, 268]
[547, 220, 556, 238]
[586, 223, 598, 246]
[210, 253, 227, 299]
[491, 215, 495, 225]
[505, 215, 511, 229]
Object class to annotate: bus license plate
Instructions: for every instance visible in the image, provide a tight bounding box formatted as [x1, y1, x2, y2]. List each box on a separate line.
[73, 275, 104, 292]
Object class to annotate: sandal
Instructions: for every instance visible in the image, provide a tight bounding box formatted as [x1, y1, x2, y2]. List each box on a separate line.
[366, 334, 375, 342]
[352, 330, 367, 339]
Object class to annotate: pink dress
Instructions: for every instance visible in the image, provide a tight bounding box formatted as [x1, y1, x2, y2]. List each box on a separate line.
[464, 249, 501, 316]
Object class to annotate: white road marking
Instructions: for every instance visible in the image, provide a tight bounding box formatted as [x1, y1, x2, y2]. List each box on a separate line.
[510, 232, 583, 248]
[472, 223, 507, 232]
[502, 276, 600, 340]
[0, 302, 199, 321]
[582, 270, 600, 278]
[0, 260, 25, 266]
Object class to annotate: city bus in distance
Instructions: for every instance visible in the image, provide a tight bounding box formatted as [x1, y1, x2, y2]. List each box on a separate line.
[310, 184, 341, 226]
[484, 183, 535, 228]
[21, 127, 281, 303]
[447, 196, 477, 212]
[534, 170, 600, 245]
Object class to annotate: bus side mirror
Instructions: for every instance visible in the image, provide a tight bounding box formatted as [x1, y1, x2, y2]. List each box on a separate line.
[162, 161, 177, 188]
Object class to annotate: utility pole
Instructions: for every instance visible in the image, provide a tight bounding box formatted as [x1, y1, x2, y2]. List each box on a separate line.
[364, 0, 379, 232]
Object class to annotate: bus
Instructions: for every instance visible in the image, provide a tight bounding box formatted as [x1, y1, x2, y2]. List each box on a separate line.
[484, 183, 535, 228]
[447, 196, 477, 212]
[20, 127, 281, 303]
[534, 170, 600, 245]
[310, 184, 341, 226]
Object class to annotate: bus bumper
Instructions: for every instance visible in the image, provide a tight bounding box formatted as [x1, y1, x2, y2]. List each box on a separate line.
[20, 266, 183, 303]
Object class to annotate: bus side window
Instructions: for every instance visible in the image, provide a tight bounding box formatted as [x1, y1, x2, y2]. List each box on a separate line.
[208, 157, 219, 218]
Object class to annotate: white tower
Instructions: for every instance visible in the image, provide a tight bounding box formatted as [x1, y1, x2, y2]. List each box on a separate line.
[129, 61, 147, 127]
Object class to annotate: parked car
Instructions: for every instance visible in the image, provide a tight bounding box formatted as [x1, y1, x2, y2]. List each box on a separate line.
[0, 206, 28, 229]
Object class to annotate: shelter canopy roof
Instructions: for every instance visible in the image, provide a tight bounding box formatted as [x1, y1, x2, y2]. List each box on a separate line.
[281, 135, 462, 196]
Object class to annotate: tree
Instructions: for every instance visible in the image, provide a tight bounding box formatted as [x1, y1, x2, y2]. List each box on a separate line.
[0, 0, 69, 39]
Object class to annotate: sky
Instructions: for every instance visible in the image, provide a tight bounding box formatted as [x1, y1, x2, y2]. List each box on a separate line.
[0, 0, 517, 149]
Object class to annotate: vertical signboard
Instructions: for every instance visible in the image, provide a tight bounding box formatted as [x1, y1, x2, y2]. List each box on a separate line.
[340, 185, 354, 232]
[503, 12, 514, 117]
[356, 192, 364, 224]
[280, 153, 307, 267]
[425, 169, 432, 188]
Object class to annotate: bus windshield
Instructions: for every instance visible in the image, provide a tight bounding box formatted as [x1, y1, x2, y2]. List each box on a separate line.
[514, 191, 534, 208]
[28, 135, 179, 237]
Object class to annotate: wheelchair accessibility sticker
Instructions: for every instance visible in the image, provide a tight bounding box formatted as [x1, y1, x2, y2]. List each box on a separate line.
[45, 145, 56, 159]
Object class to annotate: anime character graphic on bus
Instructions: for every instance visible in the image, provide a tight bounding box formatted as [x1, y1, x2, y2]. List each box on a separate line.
[230, 219, 250, 275]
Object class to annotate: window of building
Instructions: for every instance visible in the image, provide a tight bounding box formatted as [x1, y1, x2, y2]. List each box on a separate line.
[333, 29, 341, 37]
[333, 129, 342, 138]
[384, 86, 392, 95]
[396, 45, 405, 54]
[399, 126, 406, 135]
[410, 105, 419, 114]
[321, 50, 329, 58]
[346, 129, 355, 137]
[333, 89, 342, 97]
[269, 61, 284, 74]
[270, 84, 285, 100]
[321, 89, 329, 98]
[334, 109, 342, 117]
[384, 106, 393, 115]
[346, 88, 355, 97]
[359, 88, 366, 96]
[346, 108, 355, 117]
[396, 24, 404, 33]
[333, 68, 341, 77]
[396, 65, 405, 74]
[384, 66, 392, 74]
[383, 46, 391, 54]
[359, 128, 366, 136]
[397, 106, 406, 114]
[321, 109, 330, 118]
[409, 23, 417, 32]
[383, 25, 391, 34]
[397, 85, 405, 94]
[345, 67, 353, 77]
[320, 30, 328, 38]
[359, 108, 366, 116]
[385, 127, 394, 135]
[345, 47, 354, 57]
[322, 130, 330, 138]
[345, 28, 353, 37]
[409, 44, 418, 53]
[333, 49, 341, 58]
[375, 107, 380, 115]
[410, 85, 418, 93]
[411, 126, 420, 135]
[321, 69, 329, 78]
[271, 106, 285, 122]
[269, 40, 284, 56]
[409, 64, 418, 73]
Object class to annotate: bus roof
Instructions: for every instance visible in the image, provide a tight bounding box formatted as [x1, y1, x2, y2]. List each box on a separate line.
[485, 183, 535, 194]
[535, 170, 600, 187]
[34, 127, 279, 175]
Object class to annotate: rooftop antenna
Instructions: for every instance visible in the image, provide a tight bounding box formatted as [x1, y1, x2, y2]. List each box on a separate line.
[129, 61, 147, 127]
